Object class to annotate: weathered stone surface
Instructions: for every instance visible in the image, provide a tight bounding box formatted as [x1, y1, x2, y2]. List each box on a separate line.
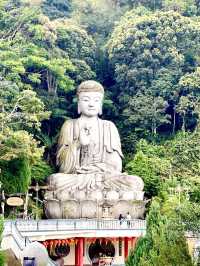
[44, 198, 146, 219]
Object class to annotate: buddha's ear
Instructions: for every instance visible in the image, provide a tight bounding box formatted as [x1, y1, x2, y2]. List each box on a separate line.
[98, 104, 102, 116]
[78, 102, 81, 114]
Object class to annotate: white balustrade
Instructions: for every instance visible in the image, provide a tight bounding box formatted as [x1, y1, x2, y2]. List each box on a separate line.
[12, 219, 146, 232]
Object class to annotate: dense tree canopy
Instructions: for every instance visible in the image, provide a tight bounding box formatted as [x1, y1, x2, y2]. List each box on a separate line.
[108, 10, 200, 145]
[41, 0, 72, 20]
[127, 199, 193, 266]
[0, 0, 199, 262]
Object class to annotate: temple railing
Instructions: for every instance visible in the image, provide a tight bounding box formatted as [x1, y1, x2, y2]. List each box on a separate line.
[3, 220, 29, 251]
[3, 221, 57, 265]
[12, 219, 146, 232]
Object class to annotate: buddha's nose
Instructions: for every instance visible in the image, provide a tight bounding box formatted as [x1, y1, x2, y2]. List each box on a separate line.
[89, 101, 95, 107]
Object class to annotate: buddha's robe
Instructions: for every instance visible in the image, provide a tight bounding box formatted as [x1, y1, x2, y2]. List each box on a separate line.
[48, 118, 143, 197]
[56, 118, 123, 174]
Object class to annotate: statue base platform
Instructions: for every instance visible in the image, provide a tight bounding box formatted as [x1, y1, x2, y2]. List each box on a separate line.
[44, 197, 146, 219]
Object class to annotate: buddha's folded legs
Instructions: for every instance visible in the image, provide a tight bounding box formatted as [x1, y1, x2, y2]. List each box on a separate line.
[46, 172, 144, 201]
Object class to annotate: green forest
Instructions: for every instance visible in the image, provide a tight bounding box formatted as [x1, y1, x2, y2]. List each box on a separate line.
[0, 0, 200, 265]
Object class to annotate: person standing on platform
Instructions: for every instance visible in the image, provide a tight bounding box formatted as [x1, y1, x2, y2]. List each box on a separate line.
[118, 214, 123, 225]
[126, 212, 131, 228]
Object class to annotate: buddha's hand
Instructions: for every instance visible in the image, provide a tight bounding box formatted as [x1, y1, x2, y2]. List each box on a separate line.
[76, 165, 99, 173]
[79, 124, 91, 146]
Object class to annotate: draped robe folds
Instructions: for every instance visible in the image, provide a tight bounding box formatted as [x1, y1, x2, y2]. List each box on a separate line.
[56, 118, 123, 174]
[48, 118, 144, 196]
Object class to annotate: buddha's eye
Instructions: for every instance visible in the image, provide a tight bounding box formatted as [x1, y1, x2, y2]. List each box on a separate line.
[82, 98, 89, 102]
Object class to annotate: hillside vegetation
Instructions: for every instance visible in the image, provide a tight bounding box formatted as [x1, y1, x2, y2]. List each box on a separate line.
[0, 0, 200, 264]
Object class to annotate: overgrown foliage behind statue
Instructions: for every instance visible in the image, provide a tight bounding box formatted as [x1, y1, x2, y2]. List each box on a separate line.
[108, 9, 200, 152]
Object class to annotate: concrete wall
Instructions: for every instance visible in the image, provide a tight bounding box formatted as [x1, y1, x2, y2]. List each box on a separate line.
[1, 235, 23, 260]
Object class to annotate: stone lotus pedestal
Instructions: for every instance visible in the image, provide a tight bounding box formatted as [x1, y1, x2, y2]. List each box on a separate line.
[44, 198, 146, 219]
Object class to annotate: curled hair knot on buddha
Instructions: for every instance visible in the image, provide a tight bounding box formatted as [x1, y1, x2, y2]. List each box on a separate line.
[77, 80, 104, 96]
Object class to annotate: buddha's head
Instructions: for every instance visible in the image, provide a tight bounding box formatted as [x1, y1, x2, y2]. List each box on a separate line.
[77, 80, 104, 117]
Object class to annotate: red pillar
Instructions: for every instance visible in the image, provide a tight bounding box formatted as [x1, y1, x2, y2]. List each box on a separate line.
[75, 241, 79, 266]
[131, 237, 137, 249]
[77, 237, 84, 266]
[124, 237, 129, 260]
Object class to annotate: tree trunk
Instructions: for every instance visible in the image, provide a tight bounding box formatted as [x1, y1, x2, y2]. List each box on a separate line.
[47, 70, 57, 96]
[152, 120, 157, 135]
[172, 106, 176, 134]
[182, 114, 185, 132]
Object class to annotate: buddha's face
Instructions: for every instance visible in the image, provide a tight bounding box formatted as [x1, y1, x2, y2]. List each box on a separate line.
[78, 91, 103, 117]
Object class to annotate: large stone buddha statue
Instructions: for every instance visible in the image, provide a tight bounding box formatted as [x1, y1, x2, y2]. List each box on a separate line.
[45, 80, 145, 219]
